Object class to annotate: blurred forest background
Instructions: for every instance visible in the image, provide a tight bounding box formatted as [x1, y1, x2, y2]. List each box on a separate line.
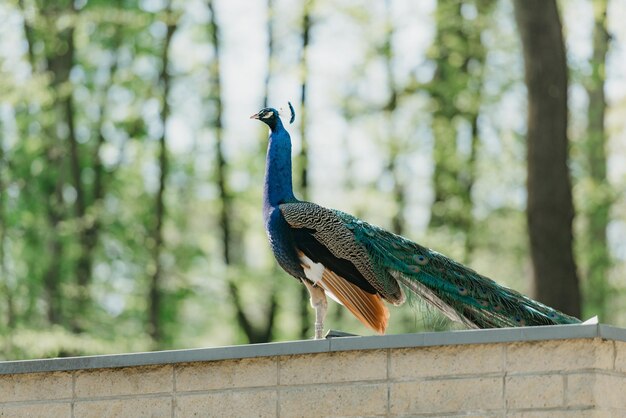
[0, 0, 625, 360]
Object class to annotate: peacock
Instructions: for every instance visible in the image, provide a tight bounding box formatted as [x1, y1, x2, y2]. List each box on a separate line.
[251, 104, 581, 339]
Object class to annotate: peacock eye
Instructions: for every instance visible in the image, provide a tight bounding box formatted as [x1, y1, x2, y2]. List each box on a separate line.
[262, 111, 274, 119]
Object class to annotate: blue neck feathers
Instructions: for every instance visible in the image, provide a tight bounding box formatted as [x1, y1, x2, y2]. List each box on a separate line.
[263, 118, 296, 215]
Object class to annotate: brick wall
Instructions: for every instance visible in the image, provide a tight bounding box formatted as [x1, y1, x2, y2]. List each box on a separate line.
[1, 330, 625, 417]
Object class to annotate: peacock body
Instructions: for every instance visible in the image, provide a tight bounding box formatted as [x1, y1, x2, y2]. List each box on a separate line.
[251, 106, 580, 338]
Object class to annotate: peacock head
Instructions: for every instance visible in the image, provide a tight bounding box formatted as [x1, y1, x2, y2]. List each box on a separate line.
[250, 102, 295, 131]
[250, 107, 280, 129]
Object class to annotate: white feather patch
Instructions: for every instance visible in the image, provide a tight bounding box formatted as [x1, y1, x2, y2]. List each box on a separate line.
[299, 254, 325, 284]
[299, 254, 343, 305]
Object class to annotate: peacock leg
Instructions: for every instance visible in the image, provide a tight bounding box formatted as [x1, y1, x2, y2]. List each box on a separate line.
[303, 280, 327, 339]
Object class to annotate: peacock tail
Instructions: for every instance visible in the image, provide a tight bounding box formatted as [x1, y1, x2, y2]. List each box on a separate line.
[333, 209, 581, 328]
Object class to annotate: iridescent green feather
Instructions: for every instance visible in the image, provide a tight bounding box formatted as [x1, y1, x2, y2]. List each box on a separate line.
[335, 210, 580, 328]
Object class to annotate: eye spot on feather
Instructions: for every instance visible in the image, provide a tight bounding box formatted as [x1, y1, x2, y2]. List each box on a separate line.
[478, 300, 489, 307]
[514, 317, 526, 326]
[413, 254, 429, 265]
[548, 312, 557, 318]
[493, 304, 502, 312]
[408, 265, 421, 273]
[458, 286, 468, 295]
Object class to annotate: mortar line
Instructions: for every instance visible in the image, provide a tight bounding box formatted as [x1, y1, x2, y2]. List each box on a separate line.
[63, 391, 176, 403]
[171, 365, 176, 418]
[276, 355, 281, 418]
[502, 343, 507, 416]
[612, 340, 617, 371]
[562, 373, 567, 407]
[71, 371, 76, 418]
[386, 348, 391, 418]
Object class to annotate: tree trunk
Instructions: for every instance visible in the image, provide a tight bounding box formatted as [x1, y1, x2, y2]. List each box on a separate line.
[262, 0, 274, 109]
[0, 122, 15, 329]
[71, 9, 124, 330]
[74, 30, 123, 329]
[42, 183, 65, 325]
[208, 0, 278, 343]
[383, 0, 405, 236]
[38, 0, 78, 325]
[514, 0, 581, 317]
[148, 3, 176, 345]
[429, 0, 463, 230]
[297, 0, 314, 339]
[584, 0, 611, 320]
[64, 46, 90, 330]
[428, 0, 494, 262]
[462, 114, 480, 262]
[261, 0, 280, 342]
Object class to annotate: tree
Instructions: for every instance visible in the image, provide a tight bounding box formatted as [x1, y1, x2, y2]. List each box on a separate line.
[427, 0, 495, 262]
[0, 121, 14, 330]
[382, 0, 406, 236]
[296, 0, 314, 339]
[72, 13, 124, 330]
[583, 0, 612, 320]
[30, 0, 78, 326]
[148, 1, 177, 345]
[208, 0, 278, 344]
[514, 0, 581, 317]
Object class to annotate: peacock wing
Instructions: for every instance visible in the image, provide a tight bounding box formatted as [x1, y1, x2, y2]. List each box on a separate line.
[279, 202, 404, 303]
[279, 202, 400, 333]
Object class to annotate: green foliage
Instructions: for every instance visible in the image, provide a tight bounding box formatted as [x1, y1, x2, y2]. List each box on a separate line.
[0, 0, 624, 359]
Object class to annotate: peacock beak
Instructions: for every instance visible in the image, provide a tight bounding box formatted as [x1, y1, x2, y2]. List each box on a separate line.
[250, 113, 260, 120]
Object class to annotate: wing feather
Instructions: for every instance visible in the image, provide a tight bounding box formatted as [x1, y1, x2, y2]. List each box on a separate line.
[280, 202, 404, 303]
[318, 269, 389, 334]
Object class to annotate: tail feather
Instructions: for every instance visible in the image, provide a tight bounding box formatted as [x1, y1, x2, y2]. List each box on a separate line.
[391, 271, 479, 328]
[336, 210, 581, 328]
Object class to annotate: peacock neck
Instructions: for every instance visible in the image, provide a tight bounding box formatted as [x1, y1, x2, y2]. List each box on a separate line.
[263, 119, 296, 215]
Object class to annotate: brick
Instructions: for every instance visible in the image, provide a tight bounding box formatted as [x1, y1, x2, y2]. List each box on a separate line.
[280, 384, 387, 417]
[75, 397, 171, 418]
[0, 403, 71, 417]
[390, 377, 503, 414]
[176, 390, 276, 418]
[279, 350, 386, 385]
[0, 372, 72, 403]
[176, 357, 277, 392]
[506, 339, 612, 373]
[567, 373, 626, 410]
[75, 365, 172, 398]
[595, 374, 626, 410]
[505, 374, 563, 409]
[507, 411, 611, 418]
[390, 344, 503, 379]
[566, 373, 596, 407]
